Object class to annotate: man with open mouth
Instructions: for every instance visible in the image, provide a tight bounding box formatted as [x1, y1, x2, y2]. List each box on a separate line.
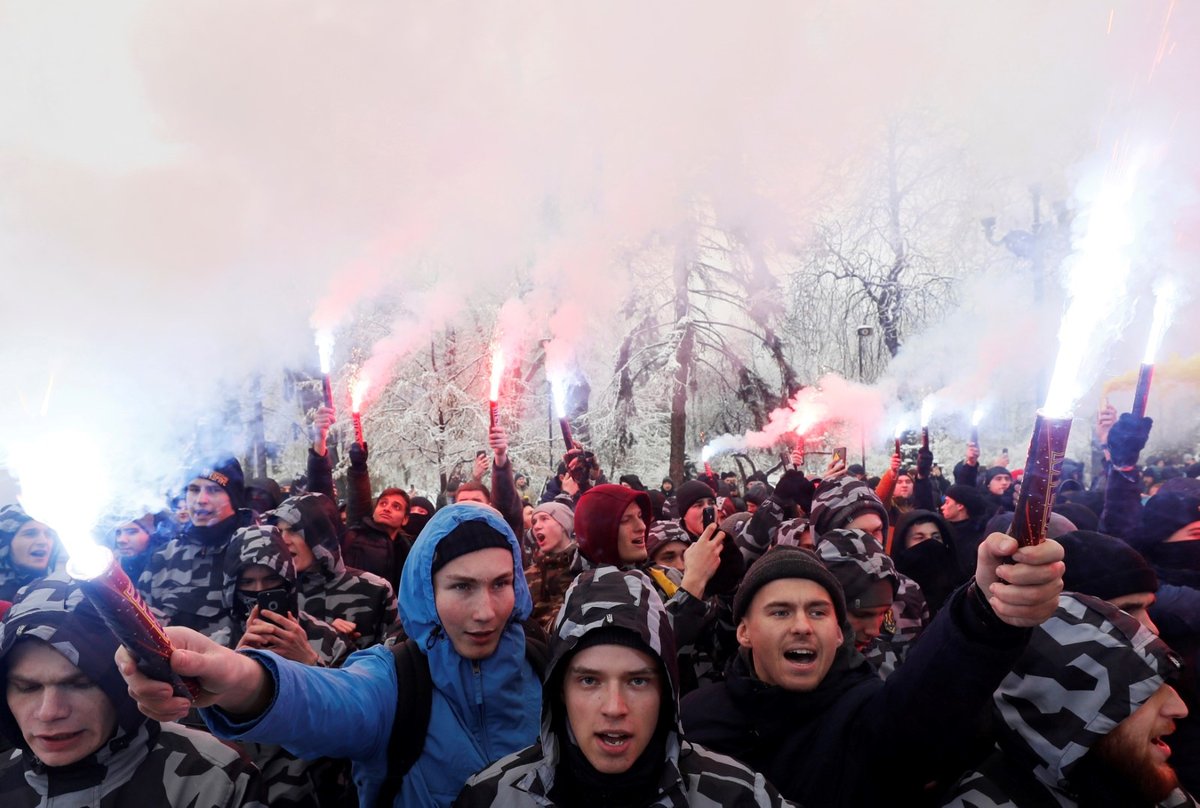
[0, 505, 62, 602]
[681, 529, 1066, 807]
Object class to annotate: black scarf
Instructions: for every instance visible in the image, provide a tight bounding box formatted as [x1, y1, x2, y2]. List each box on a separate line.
[547, 712, 670, 808]
[184, 512, 240, 549]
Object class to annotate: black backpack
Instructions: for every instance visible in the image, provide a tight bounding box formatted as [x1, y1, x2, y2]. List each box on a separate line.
[374, 622, 550, 807]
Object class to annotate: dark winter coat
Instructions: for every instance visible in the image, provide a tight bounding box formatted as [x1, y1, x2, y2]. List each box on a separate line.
[1099, 462, 1145, 542]
[454, 566, 796, 808]
[945, 515, 988, 582]
[680, 584, 1033, 806]
[342, 462, 412, 591]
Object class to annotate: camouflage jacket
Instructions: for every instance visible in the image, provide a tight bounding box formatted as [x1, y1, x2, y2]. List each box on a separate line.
[223, 524, 350, 665]
[138, 509, 258, 641]
[453, 737, 797, 808]
[944, 593, 1193, 808]
[523, 543, 577, 631]
[300, 565, 399, 649]
[268, 492, 401, 650]
[0, 721, 263, 808]
[456, 565, 795, 808]
[861, 570, 930, 679]
[224, 523, 352, 807]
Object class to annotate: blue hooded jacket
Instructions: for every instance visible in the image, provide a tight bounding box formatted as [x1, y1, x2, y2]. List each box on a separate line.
[204, 503, 542, 807]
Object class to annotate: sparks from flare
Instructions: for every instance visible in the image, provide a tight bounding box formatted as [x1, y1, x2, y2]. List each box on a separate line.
[350, 375, 370, 414]
[920, 396, 936, 427]
[1042, 150, 1141, 417]
[1143, 277, 1180, 365]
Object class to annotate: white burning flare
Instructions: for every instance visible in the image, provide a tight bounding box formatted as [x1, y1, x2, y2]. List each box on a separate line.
[920, 396, 937, 428]
[8, 430, 112, 577]
[1043, 155, 1141, 417]
[550, 376, 568, 419]
[1142, 277, 1180, 365]
[893, 422, 905, 440]
[971, 406, 985, 427]
[489, 348, 505, 402]
[700, 445, 715, 463]
[314, 329, 335, 375]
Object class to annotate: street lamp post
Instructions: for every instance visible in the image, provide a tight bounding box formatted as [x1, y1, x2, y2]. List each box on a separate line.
[982, 185, 1067, 406]
[856, 325, 874, 468]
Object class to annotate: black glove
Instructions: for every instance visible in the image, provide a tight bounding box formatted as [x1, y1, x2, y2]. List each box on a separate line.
[1107, 413, 1152, 468]
[773, 469, 814, 510]
[349, 441, 369, 470]
[916, 448, 933, 479]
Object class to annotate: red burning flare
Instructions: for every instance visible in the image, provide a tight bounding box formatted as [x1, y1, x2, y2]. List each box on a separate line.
[489, 349, 504, 430]
[350, 376, 369, 444]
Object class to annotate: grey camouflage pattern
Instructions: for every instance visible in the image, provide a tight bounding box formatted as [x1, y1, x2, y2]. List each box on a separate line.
[268, 494, 400, 649]
[0, 722, 264, 807]
[0, 504, 61, 598]
[138, 509, 258, 641]
[809, 477, 890, 538]
[223, 523, 353, 807]
[454, 566, 796, 807]
[945, 592, 1191, 807]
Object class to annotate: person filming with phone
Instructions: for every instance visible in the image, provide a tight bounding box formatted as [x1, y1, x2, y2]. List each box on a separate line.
[224, 524, 352, 805]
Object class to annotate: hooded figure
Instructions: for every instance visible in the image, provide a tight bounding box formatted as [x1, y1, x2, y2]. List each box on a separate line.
[108, 512, 172, 590]
[816, 529, 928, 678]
[222, 523, 348, 664]
[573, 484, 725, 694]
[0, 574, 261, 806]
[265, 494, 399, 649]
[809, 478, 890, 541]
[0, 505, 62, 602]
[222, 524, 349, 808]
[202, 504, 542, 808]
[944, 593, 1190, 808]
[455, 567, 794, 807]
[890, 509, 964, 615]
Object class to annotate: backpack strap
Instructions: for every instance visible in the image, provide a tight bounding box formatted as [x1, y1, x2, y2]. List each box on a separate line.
[377, 638, 433, 807]
[376, 623, 549, 807]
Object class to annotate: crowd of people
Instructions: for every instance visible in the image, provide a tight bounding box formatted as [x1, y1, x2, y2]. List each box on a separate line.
[0, 400, 1197, 807]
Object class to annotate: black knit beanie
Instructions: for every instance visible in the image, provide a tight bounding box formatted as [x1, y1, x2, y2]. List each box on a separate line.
[431, 520, 511, 575]
[1058, 530, 1158, 601]
[733, 545, 847, 626]
[675, 480, 717, 517]
[945, 484, 988, 518]
[1131, 492, 1200, 551]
